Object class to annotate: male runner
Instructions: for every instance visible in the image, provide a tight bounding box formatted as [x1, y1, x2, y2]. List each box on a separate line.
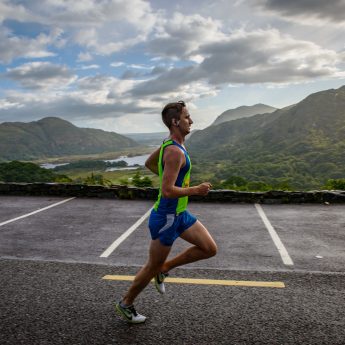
[116, 100, 217, 323]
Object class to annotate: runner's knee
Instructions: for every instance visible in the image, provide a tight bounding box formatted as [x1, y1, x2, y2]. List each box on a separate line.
[204, 242, 217, 258]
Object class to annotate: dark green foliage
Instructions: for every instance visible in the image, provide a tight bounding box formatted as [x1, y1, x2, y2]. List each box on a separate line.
[0, 161, 71, 183]
[81, 173, 112, 186]
[119, 178, 129, 186]
[246, 181, 272, 191]
[324, 179, 345, 190]
[132, 172, 153, 187]
[222, 176, 248, 188]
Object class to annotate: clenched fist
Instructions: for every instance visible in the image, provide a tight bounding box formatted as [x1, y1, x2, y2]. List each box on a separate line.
[195, 182, 212, 196]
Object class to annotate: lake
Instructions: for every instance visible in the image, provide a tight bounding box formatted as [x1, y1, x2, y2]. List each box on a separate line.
[105, 154, 150, 171]
[40, 154, 150, 170]
[40, 163, 70, 169]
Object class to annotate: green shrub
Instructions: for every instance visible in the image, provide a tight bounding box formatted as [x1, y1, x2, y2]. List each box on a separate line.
[132, 172, 153, 187]
[0, 161, 70, 183]
[324, 178, 345, 190]
[246, 181, 272, 191]
[82, 173, 112, 186]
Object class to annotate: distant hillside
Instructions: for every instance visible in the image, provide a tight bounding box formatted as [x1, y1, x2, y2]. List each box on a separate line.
[212, 104, 277, 126]
[188, 86, 345, 189]
[0, 117, 139, 160]
[123, 132, 168, 146]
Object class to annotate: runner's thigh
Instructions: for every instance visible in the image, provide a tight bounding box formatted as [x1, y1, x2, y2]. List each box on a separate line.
[179, 220, 217, 251]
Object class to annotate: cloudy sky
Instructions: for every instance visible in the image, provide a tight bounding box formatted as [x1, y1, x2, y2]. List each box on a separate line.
[0, 0, 344, 133]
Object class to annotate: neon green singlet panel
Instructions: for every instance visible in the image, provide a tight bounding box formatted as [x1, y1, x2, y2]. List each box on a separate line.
[153, 139, 192, 214]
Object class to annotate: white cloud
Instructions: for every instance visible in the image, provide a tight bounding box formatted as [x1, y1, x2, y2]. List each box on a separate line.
[73, 28, 147, 55]
[0, 0, 39, 23]
[0, 87, 156, 123]
[78, 64, 100, 70]
[110, 61, 125, 68]
[5, 62, 77, 90]
[76, 75, 137, 96]
[198, 29, 342, 84]
[77, 52, 93, 62]
[0, 69, 163, 124]
[148, 12, 226, 60]
[0, 27, 58, 64]
[131, 28, 343, 96]
[33, 0, 156, 55]
[128, 64, 152, 70]
[0, 0, 158, 60]
[40, 0, 156, 30]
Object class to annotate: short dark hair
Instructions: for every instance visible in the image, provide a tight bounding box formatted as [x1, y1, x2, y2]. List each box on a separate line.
[161, 100, 186, 129]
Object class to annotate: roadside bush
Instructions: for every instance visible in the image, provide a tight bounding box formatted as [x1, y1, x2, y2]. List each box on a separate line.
[246, 181, 272, 191]
[132, 172, 153, 187]
[324, 178, 345, 190]
[82, 173, 112, 186]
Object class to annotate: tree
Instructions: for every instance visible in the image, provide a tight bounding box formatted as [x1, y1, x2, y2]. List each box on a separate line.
[0, 161, 70, 183]
[221, 175, 247, 189]
[247, 181, 272, 191]
[83, 173, 111, 186]
[324, 179, 345, 190]
[132, 171, 153, 187]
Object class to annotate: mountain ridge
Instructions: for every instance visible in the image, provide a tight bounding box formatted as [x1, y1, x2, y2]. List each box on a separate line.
[212, 103, 277, 126]
[0, 117, 139, 161]
[188, 85, 345, 189]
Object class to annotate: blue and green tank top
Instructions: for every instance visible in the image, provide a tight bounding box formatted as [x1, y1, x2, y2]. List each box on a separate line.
[153, 139, 192, 215]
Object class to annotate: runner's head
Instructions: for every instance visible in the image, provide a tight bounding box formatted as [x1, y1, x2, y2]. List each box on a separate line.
[161, 100, 186, 129]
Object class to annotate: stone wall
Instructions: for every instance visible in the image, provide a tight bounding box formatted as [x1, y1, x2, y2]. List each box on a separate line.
[1, 182, 345, 204]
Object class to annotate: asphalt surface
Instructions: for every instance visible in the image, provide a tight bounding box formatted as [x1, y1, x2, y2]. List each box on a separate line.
[0, 195, 345, 345]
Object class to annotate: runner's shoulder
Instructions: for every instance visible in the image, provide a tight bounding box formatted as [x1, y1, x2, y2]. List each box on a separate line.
[163, 144, 184, 162]
[164, 144, 184, 155]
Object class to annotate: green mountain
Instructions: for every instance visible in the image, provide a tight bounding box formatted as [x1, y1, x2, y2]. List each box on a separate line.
[188, 86, 345, 189]
[212, 103, 277, 126]
[0, 117, 139, 160]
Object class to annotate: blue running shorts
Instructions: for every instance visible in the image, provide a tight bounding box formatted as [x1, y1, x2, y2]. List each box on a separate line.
[148, 209, 197, 246]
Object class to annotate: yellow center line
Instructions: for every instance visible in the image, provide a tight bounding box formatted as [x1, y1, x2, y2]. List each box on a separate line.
[102, 275, 285, 288]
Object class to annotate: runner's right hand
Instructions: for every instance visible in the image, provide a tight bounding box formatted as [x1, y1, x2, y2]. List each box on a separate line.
[195, 182, 212, 196]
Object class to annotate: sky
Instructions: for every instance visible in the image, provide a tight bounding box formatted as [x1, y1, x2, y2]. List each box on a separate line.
[0, 0, 344, 133]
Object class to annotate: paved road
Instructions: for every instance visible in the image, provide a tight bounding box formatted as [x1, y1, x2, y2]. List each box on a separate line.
[0, 195, 344, 344]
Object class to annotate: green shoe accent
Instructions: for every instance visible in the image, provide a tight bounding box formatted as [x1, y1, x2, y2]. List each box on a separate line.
[154, 272, 169, 294]
[115, 302, 146, 324]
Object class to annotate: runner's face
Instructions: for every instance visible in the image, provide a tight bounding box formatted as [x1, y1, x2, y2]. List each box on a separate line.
[179, 107, 193, 134]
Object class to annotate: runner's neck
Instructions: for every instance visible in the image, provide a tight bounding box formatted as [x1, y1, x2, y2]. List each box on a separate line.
[169, 133, 185, 146]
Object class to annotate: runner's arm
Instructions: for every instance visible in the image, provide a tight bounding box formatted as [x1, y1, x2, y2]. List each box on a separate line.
[145, 146, 160, 175]
[161, 146, 211, 198]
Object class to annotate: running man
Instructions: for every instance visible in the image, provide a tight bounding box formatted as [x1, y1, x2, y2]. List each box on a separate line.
[116, 100, 217, 323]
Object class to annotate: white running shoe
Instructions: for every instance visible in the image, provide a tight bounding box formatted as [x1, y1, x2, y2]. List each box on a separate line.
[115, 301, 146, 323]
[154, 272, 169, 294]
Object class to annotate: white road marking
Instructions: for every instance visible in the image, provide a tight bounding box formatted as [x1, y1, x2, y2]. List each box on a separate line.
[255, 203, 294, 266]
[100, 207, 152, 258]
[0, 197, 76, 228]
